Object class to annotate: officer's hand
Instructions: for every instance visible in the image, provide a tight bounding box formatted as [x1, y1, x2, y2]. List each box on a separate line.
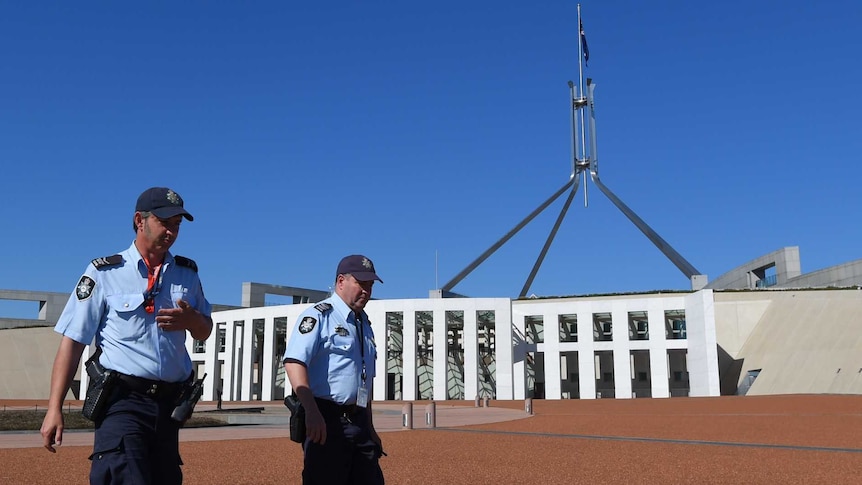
[371, 430, 386, 457]
[156, 299, 196, 332]
[40, 408, 64, 453]
[305, 408, 327, 445]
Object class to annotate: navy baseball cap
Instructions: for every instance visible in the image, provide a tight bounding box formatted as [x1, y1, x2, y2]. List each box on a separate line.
[135, 187, 194, 221]
[337, 255, 383, 283]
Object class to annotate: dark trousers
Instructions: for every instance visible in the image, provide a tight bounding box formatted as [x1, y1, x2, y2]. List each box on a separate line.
[302, 401, 384, 485]
[89, 389, 183, 485]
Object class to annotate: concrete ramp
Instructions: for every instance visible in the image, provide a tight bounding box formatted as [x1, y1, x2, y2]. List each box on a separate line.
[715, 290, 862, 395]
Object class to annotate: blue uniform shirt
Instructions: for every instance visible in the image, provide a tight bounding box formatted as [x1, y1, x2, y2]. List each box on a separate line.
[283, 294, 377, 405]
[54, 242, 212, 382]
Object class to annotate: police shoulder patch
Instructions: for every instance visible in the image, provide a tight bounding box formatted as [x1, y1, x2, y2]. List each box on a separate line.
[174, 256, 198, 273]
[314, 302, 332, 313]
[298, 316, 317, 334]
[91, 255, 123, 269]
[75, 275, 96, 301]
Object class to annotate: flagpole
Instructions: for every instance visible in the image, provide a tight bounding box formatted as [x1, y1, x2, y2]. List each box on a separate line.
[576, 3, 589, 207]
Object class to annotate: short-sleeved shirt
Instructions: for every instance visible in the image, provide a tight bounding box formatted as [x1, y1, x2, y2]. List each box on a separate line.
[54, 241, 212, 382]
[283, 294, 377, 405]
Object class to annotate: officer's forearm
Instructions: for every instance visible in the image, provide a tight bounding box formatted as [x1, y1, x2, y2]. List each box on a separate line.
[285, 362, 319, 412]
[47, 337, 86, 412]
[187, 312, 213, 340]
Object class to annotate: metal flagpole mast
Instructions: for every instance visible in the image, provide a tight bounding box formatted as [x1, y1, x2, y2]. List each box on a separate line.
[440, 3, 704, 297]
[576, 3, 589, 207]
[518, 5, 590, 297]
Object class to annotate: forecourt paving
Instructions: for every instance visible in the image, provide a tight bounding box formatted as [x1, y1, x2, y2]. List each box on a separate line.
[2, 396, 861, 484]
[0, 400, 527, 449]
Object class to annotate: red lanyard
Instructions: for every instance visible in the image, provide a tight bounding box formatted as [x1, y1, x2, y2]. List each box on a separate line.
[143, 262, 163, 314]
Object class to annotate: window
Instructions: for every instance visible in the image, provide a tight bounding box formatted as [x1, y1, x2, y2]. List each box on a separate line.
[218, 327, 227, 352]
[593, 313, 612, 341]
[665, 310, 686, 339]
[559, 314, 578, 343]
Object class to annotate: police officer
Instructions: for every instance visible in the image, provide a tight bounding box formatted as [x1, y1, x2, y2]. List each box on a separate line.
[284, 254, 385, 485]
[40, 187, 213, 485]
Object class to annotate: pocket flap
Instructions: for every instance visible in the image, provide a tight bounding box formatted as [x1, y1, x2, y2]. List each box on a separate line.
[106, 294, 144, 313]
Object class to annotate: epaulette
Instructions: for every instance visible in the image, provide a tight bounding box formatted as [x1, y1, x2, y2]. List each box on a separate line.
[174, 256, 198, 273]
[314, 302, 333, 313]
[91, 255, 123, 269]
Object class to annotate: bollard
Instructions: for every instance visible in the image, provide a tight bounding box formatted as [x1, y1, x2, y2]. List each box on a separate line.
[475, 394, 481, 407]
[525, 398, 533, 415]
[402, 402, 413, 429]
[483, 396, 490, 408]
[425, 401, 436, 428]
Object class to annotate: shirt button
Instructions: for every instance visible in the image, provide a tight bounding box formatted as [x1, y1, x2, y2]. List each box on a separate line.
[124, 303, 129, 308]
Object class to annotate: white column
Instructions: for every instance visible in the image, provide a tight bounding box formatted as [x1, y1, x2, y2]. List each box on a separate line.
[685, 290, 720, 397]
[223, 319, 237, 401]
[368, 305, 386, 402]
[612, 308, 633, 399]
[261, 315, 275, 401]
[432, 308, 447, 400]
[240, 319, 255, 401]
[402, 306, 417, 401]
[648, 306, 670, 398]
[202, 321, 220, 401]
[78, 344, 96, 400]
[543, 310, 562, 399]
[495, 301, 514, 400]
[577, 306, 597, 400]
[463, 307, 478, 401]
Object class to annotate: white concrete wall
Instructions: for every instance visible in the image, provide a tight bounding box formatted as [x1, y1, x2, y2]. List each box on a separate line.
[510, 290, 719, 400]
[714, 289, 862, 395]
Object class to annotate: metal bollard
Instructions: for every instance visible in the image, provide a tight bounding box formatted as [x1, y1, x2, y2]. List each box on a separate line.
[402, 402, 413, 429]
[425, 401, 436, 428]
[483, 396, 490, 407]
[475, 394, 481, 407]
[525, 398, 533, 415]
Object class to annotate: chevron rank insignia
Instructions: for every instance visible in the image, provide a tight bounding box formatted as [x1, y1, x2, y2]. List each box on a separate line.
[174, 256, 198, 273]
[76, 275, 96, 301]
[299, 317, 317, 334]
[91, 255, 122, 269]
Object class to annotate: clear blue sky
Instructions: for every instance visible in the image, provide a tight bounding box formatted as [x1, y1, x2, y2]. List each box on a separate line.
[2, 1, 861, 316]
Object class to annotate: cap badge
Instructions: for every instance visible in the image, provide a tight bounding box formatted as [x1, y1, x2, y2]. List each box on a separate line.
[361, 257, 372, 269]
[166, 189, 182, 205]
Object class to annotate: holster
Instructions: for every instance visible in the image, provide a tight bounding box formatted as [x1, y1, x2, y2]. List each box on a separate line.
[284, 393, 306, 443]
[81, 349, 117, 423]
[171, 373, 207, 423]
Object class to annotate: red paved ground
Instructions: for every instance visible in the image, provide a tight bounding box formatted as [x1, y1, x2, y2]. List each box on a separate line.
[1, 394, 861, 484]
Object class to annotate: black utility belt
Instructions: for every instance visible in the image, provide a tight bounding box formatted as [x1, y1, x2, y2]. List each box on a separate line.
[116, 373, 187, 398]
[315, 398, 362, 417]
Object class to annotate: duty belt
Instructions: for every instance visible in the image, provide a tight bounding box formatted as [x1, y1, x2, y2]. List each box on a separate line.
[315, 398, 361, 418]
[117, 373, 185, 399]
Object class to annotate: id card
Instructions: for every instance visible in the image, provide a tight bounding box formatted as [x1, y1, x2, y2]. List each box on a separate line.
[357, 386, 368, 408]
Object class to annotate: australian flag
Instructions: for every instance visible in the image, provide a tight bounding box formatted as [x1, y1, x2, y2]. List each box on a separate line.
[580, 20, 590, 66]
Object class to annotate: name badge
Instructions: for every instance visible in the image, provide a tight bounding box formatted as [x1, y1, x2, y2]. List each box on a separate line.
[356, 386, 368, 408]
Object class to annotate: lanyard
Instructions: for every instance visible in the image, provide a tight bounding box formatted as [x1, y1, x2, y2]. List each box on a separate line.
[143, 263, 164, 313]
[355, 312, 367, 383]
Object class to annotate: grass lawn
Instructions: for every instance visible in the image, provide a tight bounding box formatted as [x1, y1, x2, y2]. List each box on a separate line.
[0, 408, 227, 431]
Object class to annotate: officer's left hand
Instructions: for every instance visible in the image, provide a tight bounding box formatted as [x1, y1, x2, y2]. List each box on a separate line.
[371, 430, 386, 458]
[156, 299, 199, 332]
